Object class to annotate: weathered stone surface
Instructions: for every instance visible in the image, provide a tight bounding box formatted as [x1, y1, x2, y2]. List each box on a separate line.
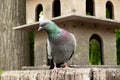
[1, 68, 91, 80]
[65, 70, 75, 80]
[37, 70, 50, 80]
[74, 69, 90, 80]
[106, 69, 116, 80]
[51, 69, 65, 80]
[50, 68, 91, 80]
[92, 68, 120, 80]
[92, 68, 106, 80]
[1, 68, 120, 80]
[106, 69, 120, 80]
[115, 69, 120, 80]
[1, 70, 50, 80]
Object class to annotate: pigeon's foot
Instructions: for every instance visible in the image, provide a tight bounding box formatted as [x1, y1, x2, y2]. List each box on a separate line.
[64, 63, 71, 69]
[64, 63, 69, 67]
[52, 63, 59, 72]
[52, 66, 58, 72]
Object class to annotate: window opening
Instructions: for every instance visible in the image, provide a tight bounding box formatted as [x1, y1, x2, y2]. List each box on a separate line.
[89, 34, 103, 65]
[53, 0, 61, 17]
[106, 1, 114, 19]
[86, 0, 94, 16]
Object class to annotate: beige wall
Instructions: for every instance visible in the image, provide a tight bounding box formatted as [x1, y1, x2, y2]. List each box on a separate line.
[26, 0, 120, 23]
[95, 0, 120, 20]
[26, 0, 44, 23]
[34, 31, 48, 66]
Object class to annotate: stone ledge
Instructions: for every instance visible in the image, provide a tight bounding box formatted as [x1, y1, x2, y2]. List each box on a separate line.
[1, 68, 91, 80]
[22, 65, 120, 70]
[1, 67, 120, 80]
[13, 14, 120, 31]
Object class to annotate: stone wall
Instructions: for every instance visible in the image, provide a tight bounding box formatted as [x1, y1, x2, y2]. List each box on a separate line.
[1, 67, 120, 80]
[26, 0, 120, 23]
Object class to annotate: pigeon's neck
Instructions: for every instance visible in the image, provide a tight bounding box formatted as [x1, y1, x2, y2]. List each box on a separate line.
[47, 27, 61, 40]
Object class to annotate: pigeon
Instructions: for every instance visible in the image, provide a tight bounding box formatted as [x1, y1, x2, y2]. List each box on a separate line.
[38, 20, 77, 69]
[39, 11, 43, 21]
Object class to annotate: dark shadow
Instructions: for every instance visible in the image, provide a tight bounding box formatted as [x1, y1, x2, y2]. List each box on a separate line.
[53, 0, 61, 17]
[86, 0, 94, 16]
[29, 32, 34, 66]
[106, 1, 114, 19]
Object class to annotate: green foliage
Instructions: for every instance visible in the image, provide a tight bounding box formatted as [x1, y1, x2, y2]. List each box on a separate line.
[89, 39, 101, 65]
[116, 29, 120, 65]
[106, 8, 111, 19]
[86, 12, 92, 16]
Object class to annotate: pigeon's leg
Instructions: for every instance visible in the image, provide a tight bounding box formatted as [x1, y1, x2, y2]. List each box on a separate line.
[64, 63, 71, 69]
[52, 63, 58, 71]
[53, 63, 57, 69]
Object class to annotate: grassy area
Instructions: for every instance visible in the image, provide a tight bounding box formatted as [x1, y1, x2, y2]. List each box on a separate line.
[0, 69, 4, 75]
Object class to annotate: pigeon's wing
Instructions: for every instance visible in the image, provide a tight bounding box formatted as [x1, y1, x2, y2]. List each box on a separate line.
[68, 33, 77, 60]
[47, 39, 54, 69]
[46, 39, 52, 59]
[71, 33, 77, 51]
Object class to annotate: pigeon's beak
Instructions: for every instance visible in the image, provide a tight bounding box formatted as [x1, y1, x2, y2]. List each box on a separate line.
[38, 26, 43, 31]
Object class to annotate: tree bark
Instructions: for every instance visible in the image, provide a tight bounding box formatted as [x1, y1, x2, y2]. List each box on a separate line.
[0, 0, 30, 70]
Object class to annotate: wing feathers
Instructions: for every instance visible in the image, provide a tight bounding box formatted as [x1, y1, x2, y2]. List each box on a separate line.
[70, 33, 77, 51]
[47, 39, 52, 59]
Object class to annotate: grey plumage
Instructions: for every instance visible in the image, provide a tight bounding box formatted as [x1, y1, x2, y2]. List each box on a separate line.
[38, 20, 77, 69]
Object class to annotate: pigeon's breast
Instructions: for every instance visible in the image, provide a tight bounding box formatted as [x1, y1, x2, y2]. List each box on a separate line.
[49, 30, 75, 63]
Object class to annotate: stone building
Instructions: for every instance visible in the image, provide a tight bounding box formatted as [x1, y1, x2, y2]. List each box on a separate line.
[14, 0, 120, 66]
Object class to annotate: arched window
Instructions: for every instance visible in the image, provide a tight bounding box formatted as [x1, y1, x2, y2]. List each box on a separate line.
[106, 1, 114, 19]
[35, 4, 43, 21]
[89, 34, 103, 65]
[86, 0, 94, 16]
[53, 0, 61, 17]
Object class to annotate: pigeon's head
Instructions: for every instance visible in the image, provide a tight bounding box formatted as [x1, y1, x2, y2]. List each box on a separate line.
[38, 20, 50, 31]
[38, 20, 60, 33]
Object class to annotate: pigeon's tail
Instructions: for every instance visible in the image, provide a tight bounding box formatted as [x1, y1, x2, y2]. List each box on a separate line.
[49, 59, 64, 69]
[49, 59, 54, 69]
[56, 62, 64, 68]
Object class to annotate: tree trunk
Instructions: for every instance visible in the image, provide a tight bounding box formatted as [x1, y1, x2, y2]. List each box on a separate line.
[0, 0, 30, 70]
